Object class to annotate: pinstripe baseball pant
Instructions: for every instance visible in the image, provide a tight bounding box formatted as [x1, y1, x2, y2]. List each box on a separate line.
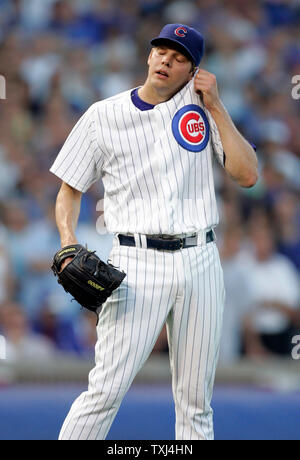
[59, 236, 225, 440]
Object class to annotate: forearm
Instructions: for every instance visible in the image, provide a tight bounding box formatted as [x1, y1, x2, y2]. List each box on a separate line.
[209, 101, 258, 188]
[55, 182, 82, 247]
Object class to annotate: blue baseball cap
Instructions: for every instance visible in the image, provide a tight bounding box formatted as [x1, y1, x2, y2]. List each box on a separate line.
[150, 23, 205, 67]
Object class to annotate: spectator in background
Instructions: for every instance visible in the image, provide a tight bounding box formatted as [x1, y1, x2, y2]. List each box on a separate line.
[218, 225, 253, 365]
[0, 301, 56, 361]
[273, 189, 300, 272]
[33, 303, 84, 355]
[90, 26, 138, 99]
[20, 33, 62, 106]
[73, 310, 98, 358]
[241, 222, 300, 359]
[0, 221, 13, 304]
[48, 0, 106, 46]
[17, 0, 57, 31]
[2, 199, 31, 290]
[59, 47, 97, 113]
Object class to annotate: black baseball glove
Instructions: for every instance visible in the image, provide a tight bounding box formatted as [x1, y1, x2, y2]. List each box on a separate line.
[51, 244, 126, 315]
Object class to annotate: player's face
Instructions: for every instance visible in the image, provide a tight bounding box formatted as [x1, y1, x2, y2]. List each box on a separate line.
[147, 45, 195, 96]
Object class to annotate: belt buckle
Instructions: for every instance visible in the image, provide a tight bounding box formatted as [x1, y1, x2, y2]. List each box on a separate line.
[179, 238, 184, 250]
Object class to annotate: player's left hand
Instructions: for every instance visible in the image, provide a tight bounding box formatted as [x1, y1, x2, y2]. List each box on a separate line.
[194, 69, 221, 112]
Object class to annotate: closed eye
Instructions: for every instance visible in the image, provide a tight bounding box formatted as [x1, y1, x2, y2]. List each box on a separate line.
[155, 47, 188, 63]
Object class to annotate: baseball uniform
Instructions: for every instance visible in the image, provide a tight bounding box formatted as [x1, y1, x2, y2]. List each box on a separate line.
[50, 76, 225, 440]
[50, 24, 226, 440]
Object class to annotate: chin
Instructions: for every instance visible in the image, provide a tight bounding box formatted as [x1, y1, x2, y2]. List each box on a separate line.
[152, 76, 170, 86]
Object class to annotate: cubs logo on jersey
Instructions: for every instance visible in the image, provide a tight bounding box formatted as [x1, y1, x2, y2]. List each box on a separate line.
[172, 104, 210, 152]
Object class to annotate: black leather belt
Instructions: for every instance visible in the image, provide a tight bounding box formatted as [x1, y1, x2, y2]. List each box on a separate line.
[117, 230, 214, 251]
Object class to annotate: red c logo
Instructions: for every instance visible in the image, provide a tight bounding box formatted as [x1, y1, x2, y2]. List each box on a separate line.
[174, 27, 187, 38]
[179, 112, 205, 144]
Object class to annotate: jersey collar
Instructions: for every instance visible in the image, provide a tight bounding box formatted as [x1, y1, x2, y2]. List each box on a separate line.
[131, 88, 155, 111]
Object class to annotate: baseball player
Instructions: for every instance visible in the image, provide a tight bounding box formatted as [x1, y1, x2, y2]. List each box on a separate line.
[50, 24, 258, 440]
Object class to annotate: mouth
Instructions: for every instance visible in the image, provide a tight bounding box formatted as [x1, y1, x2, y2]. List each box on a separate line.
[156, 69, 169, 79]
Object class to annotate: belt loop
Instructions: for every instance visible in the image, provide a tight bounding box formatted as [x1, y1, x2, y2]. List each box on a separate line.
[140, 234, 147, 249]
[114, 233, 121, 247]
[197, 230, 205, 246]
[134, 233, 141, 248]
[212, 228, 217, 242]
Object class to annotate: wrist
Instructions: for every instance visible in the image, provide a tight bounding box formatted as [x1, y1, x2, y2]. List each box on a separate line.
[61, 236, 78, 247]
[207, 99, 224, 115]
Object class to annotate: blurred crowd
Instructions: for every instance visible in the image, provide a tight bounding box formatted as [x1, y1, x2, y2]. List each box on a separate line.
[0, 0, 300, 364]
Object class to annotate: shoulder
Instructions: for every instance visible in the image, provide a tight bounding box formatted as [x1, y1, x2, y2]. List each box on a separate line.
[90, 88, 134, 114]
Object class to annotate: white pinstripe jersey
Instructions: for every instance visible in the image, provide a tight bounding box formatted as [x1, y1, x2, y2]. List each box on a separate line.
[50, 78, 225, 235]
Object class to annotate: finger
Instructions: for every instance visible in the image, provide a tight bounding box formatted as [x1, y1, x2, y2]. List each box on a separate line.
[194, 82, 212, 93]
[196, 68, 212, 77]
[195, 74, 216, 85]
[194, 81, 214, 92]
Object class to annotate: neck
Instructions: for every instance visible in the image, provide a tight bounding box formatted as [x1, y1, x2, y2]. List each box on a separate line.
[138, 82, 170, 106]
[138, 78, 187, 105]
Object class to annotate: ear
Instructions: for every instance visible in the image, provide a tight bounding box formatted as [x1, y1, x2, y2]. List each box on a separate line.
[187, 66, 197, 82]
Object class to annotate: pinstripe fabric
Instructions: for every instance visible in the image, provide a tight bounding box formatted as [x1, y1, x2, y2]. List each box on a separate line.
[50, 79, 224, 236]
[166, 243, 225, 440]
[52, 78, 226, 440]
[58, 240, 225, 440]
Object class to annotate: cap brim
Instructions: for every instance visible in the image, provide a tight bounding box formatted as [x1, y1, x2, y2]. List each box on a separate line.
[150, 37, 195, 65]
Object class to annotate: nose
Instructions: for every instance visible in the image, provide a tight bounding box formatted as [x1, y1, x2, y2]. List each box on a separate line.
[162, 56, 171, 67]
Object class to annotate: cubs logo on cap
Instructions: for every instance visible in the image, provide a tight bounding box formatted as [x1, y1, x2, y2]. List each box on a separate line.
[174, 27, 187, 38]
[172, 104, 210, 152]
